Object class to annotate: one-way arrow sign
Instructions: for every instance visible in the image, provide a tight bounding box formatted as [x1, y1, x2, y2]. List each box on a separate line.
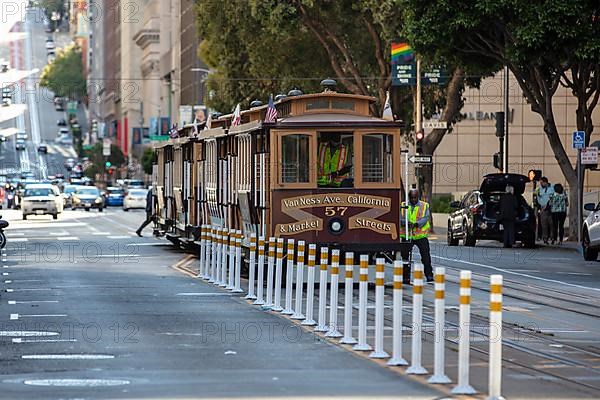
[409, 155, 433, 164]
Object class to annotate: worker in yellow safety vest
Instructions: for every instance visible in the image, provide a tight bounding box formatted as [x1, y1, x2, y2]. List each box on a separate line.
[317, 133, 351, 187]
[400, 188, 434, 284]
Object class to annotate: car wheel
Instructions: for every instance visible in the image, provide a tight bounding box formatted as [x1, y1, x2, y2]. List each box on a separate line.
[123, 208, 128, 212]
[522, 234, 536, 249]
[52, 213, 58, 220]
[583, 230, 598, 261]
[447, 222, 459, 246]
[85, 208, 90, 211]
[463, 222, 476, 247]
[22, 214, 27, 220]
[98, 207, 103, 212]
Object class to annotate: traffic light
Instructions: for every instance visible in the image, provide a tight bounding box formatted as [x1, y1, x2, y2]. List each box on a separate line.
[108, 167, 115, 175]
[105, 161, 112, 168]
[91, 119, 98, 135]
[528, 169, 542, 182]
[495, 112, 505, 138]
[493, 152, 503, 170]
[416, 130, 424, 154]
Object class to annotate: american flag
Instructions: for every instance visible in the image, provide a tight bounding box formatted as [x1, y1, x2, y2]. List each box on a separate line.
[264, 95, 278, 123]
[231, 103, 241, 127]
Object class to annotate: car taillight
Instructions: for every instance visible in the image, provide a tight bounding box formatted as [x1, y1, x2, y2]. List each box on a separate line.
[470, 205, 484, 215]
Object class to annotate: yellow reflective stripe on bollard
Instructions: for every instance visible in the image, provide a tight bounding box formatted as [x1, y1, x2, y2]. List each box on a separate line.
[393, 281, 402, 289]
[414, 270, 424, 280]
[435, 274, 444, 284]
[376, 278, 384, 286]
[460, 278, 471, 288]
[490, 284, 502, 294]
[490, 301, 502, 312]
[435, 290, 444, 299]
[459, 295, 471, 304]
[413, 285, 423, 294]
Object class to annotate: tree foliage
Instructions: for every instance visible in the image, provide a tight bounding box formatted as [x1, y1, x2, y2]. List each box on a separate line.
[39, 0, 65, 20]
[84, 143, 126, 178]
[39, 44, 87, 101]
[400, 0, 600, 237]
[141, 147, 154, 176]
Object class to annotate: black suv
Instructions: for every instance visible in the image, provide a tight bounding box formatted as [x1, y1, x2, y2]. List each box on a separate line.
[447, 173, 536, 248]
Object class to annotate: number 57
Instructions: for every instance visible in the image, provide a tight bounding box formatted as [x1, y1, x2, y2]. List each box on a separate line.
[325, 206, 348, 216]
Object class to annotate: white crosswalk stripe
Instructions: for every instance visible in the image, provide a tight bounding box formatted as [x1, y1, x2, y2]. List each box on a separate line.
[45, 144, 77, 158]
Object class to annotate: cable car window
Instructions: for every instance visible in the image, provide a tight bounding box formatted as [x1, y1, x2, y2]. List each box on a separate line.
[331, 99, 355, 111]
[317, 132, 353, 188]
[281, 134, 310, 183]
[362, 133, 393, 183]
[306, 98, 329, 111]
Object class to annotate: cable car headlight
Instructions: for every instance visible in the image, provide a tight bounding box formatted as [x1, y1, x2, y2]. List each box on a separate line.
[328, 218, 344, 235]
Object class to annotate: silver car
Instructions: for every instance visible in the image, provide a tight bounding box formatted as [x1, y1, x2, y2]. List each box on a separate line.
[21, 184, 63, 220]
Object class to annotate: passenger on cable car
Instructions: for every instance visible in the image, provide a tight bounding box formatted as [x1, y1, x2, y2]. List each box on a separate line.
[317, 133, 353, 187]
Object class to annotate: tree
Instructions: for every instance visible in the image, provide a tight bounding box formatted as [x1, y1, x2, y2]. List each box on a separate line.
[141, 147, 154, 176]
[401, 0, 600, 239]
[39, 0, 65, 20]
[83, 143, 126, 179]
[40, 44, 87, 101]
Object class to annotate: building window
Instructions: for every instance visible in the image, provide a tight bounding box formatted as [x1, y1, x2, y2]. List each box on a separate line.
[362, 133, 393, 183]
[281, 134, 310, 183]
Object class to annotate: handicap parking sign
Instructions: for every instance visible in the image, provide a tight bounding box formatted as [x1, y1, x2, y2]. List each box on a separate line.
[573, 131, 585, 149]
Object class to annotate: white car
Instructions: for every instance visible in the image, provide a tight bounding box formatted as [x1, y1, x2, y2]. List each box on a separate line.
[21, 183, 63, 220]
[123, 188, 147, 211]
[583, 202, 600, 260]
[45, 41, 55, 50]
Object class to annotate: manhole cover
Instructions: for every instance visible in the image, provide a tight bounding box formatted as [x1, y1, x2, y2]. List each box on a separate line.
[24, 379, 130, 387]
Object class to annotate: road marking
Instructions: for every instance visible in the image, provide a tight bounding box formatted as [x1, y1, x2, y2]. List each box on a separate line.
[107, 235, 132, 239]
[18, 314, 68, 318]
[555, 272, 593, 276]
[175, 293, 235, 296]
[2, 272, 8, 275]
[4, 280, 11, 283]
[0, 331, 59, 337]
[9, 222, 85, 229]
[126, 242, 170, 246]
[91, 232, 110, 235]
[10, 314, 18, 320]
[24, 379, 129, 387]
[13, 338, 76, 344]
[5, 232, 25, 237]
[8, 300, 59, 304]
[9, 238, 28, 242]
[22, 354, 115, 360]
[8, 288, 53, 291]
[538, 329, 590, 333]
[49, 231, 70, 236]
[433, 255, 600, 292]
[94, 254, 139, 258]
[57, 236, 79, 241]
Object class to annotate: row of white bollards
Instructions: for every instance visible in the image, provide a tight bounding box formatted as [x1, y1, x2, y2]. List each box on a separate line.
[197, 228, 503, 398]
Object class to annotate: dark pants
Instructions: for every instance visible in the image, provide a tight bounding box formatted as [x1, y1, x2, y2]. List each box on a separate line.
[501, 220, 515, 247]
[400, 237, 433, 281]
[137, 212, 153, 233]
[552, 212, 567, 242]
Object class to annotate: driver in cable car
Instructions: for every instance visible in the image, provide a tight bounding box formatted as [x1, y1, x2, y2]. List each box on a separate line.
[317, 133, 352, 187]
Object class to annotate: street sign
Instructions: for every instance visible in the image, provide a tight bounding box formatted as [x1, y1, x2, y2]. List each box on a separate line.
[409, 155, 433, 164]
[102, 138, 111, 156]
[581, 147, 598, 165]
[573, 130, 585, 149]
[422, 120, 448, 129]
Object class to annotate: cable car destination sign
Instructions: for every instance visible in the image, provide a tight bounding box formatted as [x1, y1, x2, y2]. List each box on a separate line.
[275, 193, 397, 239]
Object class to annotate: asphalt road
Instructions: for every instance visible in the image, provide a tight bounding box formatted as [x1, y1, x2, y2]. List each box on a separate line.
[0, 208, 440, 399]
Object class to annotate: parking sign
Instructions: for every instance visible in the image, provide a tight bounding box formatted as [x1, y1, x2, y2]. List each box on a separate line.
[573, 131, 585, 149]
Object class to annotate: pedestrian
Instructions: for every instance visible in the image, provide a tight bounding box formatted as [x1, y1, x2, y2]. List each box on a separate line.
[534, 177, 554, 244]
[136, 187, 154, 237]
[399, 188, 434, 284]
[499, 185, 518, 248]
[549, 183, 568, 245]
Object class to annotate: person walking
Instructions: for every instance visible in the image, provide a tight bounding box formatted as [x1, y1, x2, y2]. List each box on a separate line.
[534, 177, 554, 244]
[499, 185, 518, 248]
[136, 187, 154, 237]
[549, 183, 568, 245]
[399, 188, 434, 284]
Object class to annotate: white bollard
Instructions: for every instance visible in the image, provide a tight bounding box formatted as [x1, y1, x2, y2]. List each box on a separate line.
[291, 241, 306, 320]
[340, 252, 357, 344]
[206, 227, 215, 282]
[325, 249, 342, 338]
[429, 267, 451, 383]
[387, 260, 408, 366]
[233, 231, 243, 293]
[214, 228, 223, 285]
[301, 244, 317, 326]
[406, 262, 428, 374]
[369, 258, 389, 358]
[245, 234, 257, 299]
[282, 239, 295, 315]
[315, 247, 329, 332]
[226, 230, 235, 290]
[219, 228, 228, 287]
[452, 270, 476, 394]
[198, 225, 206, 278]
[264, 237, 276, 308]
[253, 237, 266, 305]
[353, 254, 372, 351]
[273, 238, 285, 311]
[488, 275, 503, 400]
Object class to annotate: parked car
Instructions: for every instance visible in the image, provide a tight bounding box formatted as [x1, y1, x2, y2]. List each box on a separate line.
[54, 97, 64, 111]
[58, 127, 69, 136]
[16, 131, 28, 140]
[21, 183, 63, 220]
[15, 139, 26, 151]
[71, 186, 104, 212]
[447, 173, 536, 248]
[55, 134, 72, 146]
[57, 118, 67, 126]
[582, 203, 600, 260]
[123, 188, 147, 211]
[105, 187, 125, 207]
[37, 144, 48, 153]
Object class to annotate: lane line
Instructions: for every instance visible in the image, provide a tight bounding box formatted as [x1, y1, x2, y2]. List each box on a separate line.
[8, 300, 59, 304]
[107, 235, 132, 239]
[13, 338, 76, 344]
[433, 255, 600, 292]
[57, 237, 79, 241]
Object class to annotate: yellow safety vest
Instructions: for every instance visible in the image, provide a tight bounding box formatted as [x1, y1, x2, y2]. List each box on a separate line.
[399, 201, 431, 240]
[317, 143, 349, 187]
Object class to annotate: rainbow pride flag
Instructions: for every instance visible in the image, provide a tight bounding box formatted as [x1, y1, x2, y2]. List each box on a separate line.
[391, 42, 414, 62]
